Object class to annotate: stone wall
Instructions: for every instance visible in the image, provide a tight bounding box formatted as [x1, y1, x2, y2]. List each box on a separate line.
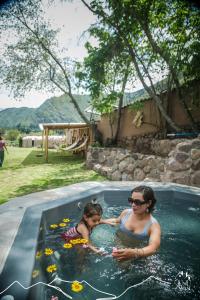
[117, 133, 183, 156]
[86, 137, 200, 187]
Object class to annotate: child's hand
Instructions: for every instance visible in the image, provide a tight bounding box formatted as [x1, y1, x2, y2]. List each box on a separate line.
[112, 247, 118, 254]
[97, 247, 108, 255]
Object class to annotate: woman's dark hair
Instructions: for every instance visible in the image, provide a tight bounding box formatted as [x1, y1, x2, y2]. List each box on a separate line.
[131, 185, 157, 213]
[83, 202, 103, 217]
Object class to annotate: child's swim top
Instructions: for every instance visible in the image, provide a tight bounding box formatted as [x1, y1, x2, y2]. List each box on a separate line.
[119, 209, 158, 240]
[61, 225, 82, 240]
[61, 220, 92, 241]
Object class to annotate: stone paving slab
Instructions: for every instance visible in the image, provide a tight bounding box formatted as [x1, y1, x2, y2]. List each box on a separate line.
[0, 181, 199, 275]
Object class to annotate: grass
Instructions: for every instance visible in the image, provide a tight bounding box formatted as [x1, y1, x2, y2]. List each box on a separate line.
[0, 147, 107, 205]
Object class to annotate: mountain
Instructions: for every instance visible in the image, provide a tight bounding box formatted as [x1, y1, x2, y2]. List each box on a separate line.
[0, 94, 91, 130]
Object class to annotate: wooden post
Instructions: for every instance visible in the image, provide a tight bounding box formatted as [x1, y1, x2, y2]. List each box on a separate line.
[42, 129, 44, 151]
[45, 128, 49, 162]
[89, 126, 93, 145]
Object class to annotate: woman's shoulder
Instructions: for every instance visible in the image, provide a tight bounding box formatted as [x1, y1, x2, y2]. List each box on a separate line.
[120, 208, 131, 217]
[149, 216, 161, 231]
[150, 215, 159, 224]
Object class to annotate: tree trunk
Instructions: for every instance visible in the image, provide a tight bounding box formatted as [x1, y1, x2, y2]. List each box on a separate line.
[113, 62, 130, 144]
[142, 22, 197, 129]
[126, 45, 181, 131]
[68, 92, 90, 124]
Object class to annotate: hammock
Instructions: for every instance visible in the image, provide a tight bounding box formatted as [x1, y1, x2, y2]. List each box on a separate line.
[60, 137, 80, 151]
[68, 136, 89, 153]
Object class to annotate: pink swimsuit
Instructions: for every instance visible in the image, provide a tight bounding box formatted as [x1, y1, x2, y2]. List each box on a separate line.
[61, 225, 82, 240]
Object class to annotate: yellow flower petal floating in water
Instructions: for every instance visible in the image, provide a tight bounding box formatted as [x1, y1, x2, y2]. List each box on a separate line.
[36, 250, 42, 259]
[71, 281, 84, 293]
[46, 264, 57, 273]
[32, 269, 40, 278]
[70, 239, 81, 245]
[44, 248, 54, 256]
[62, 218, 70, 223]
[50, 224, 58, 229]
[59, 223, 67, 227]
[63, 243, 73, 249]
[80, 238, 88, 244]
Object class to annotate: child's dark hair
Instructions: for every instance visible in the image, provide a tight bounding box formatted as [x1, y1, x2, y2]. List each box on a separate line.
[83, 202, 103, 217]
[131, 185, 157, 213]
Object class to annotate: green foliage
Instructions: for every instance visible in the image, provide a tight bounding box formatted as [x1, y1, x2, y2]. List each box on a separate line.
[129, 101, 145, 111]
[5, 129, 20, 141]
[92, 91, 120, 114]
[0, 128, 6, 135]
[91, 141, 102, 147]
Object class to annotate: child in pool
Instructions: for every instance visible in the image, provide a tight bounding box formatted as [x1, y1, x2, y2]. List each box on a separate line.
[62, 202, 104, 254]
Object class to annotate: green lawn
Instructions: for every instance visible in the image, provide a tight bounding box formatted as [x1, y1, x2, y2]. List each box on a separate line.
[0, 147, 107, 204]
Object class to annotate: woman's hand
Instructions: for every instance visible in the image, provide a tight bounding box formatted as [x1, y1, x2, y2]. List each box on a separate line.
[112, 248, 136, 261]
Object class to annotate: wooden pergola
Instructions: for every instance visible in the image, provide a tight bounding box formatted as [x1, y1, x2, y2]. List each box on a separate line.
[39, 123, 92, 162]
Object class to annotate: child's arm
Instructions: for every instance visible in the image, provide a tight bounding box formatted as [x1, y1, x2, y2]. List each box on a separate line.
[77, 223, 104, 254]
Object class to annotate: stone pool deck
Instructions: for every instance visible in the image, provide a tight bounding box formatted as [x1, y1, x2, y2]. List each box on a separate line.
[0, 181, 200, 275]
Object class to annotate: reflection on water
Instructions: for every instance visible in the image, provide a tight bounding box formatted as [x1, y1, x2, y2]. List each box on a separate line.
[30, 199, 200, 300]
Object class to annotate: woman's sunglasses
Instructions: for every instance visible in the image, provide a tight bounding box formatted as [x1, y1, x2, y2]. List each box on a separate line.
[128, 197, 147, 206]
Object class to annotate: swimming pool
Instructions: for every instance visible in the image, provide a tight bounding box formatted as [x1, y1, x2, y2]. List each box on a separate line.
[0, 183, 199, 300]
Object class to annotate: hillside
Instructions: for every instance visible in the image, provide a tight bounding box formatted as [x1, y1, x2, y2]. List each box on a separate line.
[0, 94, 91, 130]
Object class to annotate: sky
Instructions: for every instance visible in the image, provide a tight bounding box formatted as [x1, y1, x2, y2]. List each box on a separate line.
[0, 0, 97, 109]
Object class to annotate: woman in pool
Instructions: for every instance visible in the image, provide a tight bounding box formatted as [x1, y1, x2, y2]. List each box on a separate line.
[102, 185, 161, 261]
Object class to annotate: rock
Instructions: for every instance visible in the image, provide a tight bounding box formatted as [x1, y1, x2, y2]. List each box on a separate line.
[93, 164, 102, 172]
[191, 139, 200, 149]
[191, 171, 200, 187]
[99, 152, 107, 163]
[174, 151, 189, 163]
[177, 142, 193, 153]
[158, 163, 165, 172]
[191, 158, 200, 171]
[166, 158, 192, 172]
[191, 149, 200, 160]
[100, 166, 111, 176]
[107, 157, 115, 167]
[119, 160, 128, 172]
[126, 164, 135, 173]
[148, 169, 161, 180]
[111, 170, 122, 181]
[173, 172, 191, 185]
[133, 168, 145, 180]
[143, 165, 151, 174]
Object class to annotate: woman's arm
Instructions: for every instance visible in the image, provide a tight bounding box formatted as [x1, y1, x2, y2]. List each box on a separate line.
[112, 223, 161, 261]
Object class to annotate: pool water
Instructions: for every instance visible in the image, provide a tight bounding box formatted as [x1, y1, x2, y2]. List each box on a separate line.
[31, 197, 200, 300]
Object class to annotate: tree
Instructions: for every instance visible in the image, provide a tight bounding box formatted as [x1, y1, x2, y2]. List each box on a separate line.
[0, 0, 90, 124]
[6, 129, 20, 141]
[81, 0, 200, 131]
[77, 28, 133, 144]
[128, 0, 200, 129]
